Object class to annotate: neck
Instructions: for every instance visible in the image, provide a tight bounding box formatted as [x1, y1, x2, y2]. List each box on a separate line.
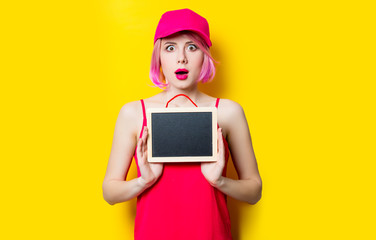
[163, 86, 201, 106]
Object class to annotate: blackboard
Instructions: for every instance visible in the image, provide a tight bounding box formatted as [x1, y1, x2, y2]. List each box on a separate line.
[146, 107, 217, 162]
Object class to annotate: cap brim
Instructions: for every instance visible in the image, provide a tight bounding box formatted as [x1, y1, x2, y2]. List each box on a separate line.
[154, 28, 212, 47]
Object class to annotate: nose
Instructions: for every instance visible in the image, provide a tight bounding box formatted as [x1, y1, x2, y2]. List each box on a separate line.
[177, 48, 188, 64]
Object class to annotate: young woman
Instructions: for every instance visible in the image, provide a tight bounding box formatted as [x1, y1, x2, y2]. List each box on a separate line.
[102, 8, 262, 240]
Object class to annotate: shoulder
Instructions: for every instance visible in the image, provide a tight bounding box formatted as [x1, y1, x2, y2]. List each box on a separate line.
[116, 100, 144, 135]
[216, 98, 246, 135]
[119, 100, 143, 119]
[217, 98, 245, 118]
[217, 99, 252, 143]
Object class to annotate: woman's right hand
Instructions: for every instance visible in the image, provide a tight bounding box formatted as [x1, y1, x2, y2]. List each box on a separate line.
[136, 127, 163, 188]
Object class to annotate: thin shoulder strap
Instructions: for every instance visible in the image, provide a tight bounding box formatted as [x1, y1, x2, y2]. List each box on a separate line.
[215, 98, 220, 128]
[138, 99, 147, 138]
[215, 98, 220, 108]
[140, 99, 147, 126]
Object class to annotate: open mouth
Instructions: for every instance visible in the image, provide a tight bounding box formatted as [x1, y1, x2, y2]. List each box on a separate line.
[175, 70, 189, 75]
[175, 69, 189, 80]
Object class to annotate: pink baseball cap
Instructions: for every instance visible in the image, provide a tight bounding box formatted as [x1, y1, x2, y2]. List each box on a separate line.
[154, 8, 212, 47]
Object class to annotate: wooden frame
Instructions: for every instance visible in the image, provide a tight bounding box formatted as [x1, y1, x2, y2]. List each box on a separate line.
[146, 107, 217, 162]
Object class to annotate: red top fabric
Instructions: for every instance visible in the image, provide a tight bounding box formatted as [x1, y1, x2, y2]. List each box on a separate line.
[133, 98, 232, 240]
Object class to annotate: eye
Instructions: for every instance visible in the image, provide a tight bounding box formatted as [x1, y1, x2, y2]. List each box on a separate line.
[166, 45, 175, 51]
[187, 44, 198, 51]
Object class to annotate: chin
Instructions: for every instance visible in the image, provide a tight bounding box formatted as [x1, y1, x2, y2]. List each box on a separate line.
[166, 74, 199, 89]
[175, 82, 197, 90]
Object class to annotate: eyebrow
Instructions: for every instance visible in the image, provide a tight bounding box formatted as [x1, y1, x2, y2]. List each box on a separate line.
[164, 41, 195, 45]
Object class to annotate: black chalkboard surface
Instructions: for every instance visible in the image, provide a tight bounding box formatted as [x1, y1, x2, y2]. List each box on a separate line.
[146, 107, 217, 162]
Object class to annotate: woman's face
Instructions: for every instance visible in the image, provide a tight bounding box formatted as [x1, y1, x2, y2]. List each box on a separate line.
[160, 33, 204, 90]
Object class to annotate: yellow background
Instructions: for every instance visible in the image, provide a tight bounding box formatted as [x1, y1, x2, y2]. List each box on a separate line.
[1, 0, 375, 239]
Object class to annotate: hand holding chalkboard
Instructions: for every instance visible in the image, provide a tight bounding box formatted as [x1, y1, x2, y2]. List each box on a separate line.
[201, 128, 225, 187]
[136, 127, 163, 187]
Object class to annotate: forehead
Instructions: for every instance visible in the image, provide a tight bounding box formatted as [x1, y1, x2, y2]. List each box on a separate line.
[161, 32, 192, 44]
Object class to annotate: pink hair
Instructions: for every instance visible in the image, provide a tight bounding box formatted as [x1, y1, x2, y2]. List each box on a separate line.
[149, 31, 218, 89]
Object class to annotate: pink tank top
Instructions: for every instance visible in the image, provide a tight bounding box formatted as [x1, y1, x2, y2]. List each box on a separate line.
[133, 98, 232, 240]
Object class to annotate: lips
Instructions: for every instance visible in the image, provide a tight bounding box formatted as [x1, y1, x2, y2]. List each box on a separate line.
[175, 68, 189, 80]
[175, 68, 189, 74]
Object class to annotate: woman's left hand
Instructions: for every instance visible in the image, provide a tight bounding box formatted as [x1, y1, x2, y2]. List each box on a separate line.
[201, 128, 225, 187]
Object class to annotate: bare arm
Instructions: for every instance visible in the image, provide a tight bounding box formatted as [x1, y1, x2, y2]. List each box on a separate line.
[102, 102, 162, 205]
[202, 100, 262, 204]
